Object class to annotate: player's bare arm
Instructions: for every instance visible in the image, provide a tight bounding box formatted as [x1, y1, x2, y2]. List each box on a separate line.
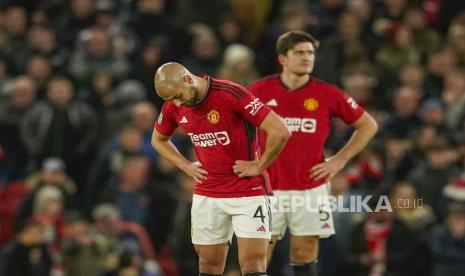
[233, 111, 291, 178]
[151, 129, 208, 183]
[310, 112, 378, 181]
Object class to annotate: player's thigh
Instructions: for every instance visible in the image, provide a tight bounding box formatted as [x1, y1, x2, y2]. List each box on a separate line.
[191, 195, 234, 246]
[267, 235, 281, 263]
[287, 185, 335, 238]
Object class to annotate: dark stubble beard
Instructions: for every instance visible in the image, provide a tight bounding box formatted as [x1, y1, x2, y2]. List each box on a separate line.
[183, 87, 200, 107]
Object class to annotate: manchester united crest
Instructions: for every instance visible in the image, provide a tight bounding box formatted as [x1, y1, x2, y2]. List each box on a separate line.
[304, 98, 319, 111]
[207, 110, 220, 124]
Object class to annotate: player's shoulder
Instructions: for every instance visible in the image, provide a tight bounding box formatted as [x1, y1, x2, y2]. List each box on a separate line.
[310, 76, 342, 94]
[210, 77, 250, 101]
[249, 74, 281, 90]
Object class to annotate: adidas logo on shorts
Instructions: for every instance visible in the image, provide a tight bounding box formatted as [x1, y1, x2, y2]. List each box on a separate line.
[321, 223, 330, 229]
[256, 225, 266, 232]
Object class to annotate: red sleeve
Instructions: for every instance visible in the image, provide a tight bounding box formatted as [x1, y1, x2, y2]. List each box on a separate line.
[328, 85, 365, 124]
[154, 102, 178, 136]
[234, 84, 272, 127]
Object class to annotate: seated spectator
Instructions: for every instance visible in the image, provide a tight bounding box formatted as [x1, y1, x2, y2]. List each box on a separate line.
[429, 202, 465, 276]
[92, 203, 175, 275]
[345, 197, 430, 276]
[437, 172, 465, 221]
[216, 43, 259, 87]
[376, 25, 421, 73]
[62, 210, 115, 276]
[0, 217, 52, 276]
[85, 124, 149, 211]
[389, 181, 436, 234]
[103, 156, 152, 226]
[68, 28, 130, 86]
[130, 102, 159, 160]
[384, 86, 423, 139]
[408, 140, 460, 213]
[25, 157, 77, 207]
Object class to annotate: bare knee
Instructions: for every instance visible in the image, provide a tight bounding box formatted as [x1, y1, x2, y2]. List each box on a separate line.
[240, 255, 267, 274]
[195, 245, 228, 274]
[291, 237, 319, 263]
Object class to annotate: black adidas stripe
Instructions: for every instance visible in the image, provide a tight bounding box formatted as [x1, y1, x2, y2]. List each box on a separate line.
[212, 84, 247, 99]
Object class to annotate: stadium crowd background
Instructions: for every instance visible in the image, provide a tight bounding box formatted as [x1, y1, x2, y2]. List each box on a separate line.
[0, 0, 465, 275]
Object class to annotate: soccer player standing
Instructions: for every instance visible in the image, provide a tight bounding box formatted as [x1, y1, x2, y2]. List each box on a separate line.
[249, 31, 378, 276]
[151, 62, 291, 276]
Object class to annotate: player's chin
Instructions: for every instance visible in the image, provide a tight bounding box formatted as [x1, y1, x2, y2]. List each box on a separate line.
[295, 67, 312, 75]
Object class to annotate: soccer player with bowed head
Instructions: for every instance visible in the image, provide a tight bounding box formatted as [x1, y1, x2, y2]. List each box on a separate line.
[151, 62, 291, 276]
[249, 31, 378, 276]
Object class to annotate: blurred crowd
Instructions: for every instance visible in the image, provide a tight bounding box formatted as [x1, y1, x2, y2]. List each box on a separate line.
[0, 0, 465, 275]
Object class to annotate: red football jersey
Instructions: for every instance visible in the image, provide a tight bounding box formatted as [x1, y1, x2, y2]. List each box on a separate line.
[155, 76, 272, 198]
[249, 74, 365, 190]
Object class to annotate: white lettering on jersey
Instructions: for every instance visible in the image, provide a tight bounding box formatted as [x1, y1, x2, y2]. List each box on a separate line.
[187, 131, 231, 147]
[245, 98, 264, 116]
[283, 117, 317, 133]
[347, 97, 358, 109]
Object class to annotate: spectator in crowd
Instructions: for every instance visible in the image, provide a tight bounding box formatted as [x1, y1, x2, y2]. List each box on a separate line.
[62, 211, 115, 276]
[0, 1, 464, 275]
[345, 197, 430, 276]
[130, 101, 159, 160]
[58, 0, 95, 48]
[0, 76, 37, 181]
[408, 141, 459, 213]
[20, 77, 99, 188]
[442, 69, 465, 132]
[103, 156, 152, 226]
[0, 217, 52, 276]
[27, 25, 69, 74]
[384, 86, 423, 138]
[437, 171, 465, 221]
[25, 55, 52, 98]
[389, 181, 436, 234]
[68, 28, 131, 87]
[216, 43, 259, 87]
[85, 124, 148, 210]
[429, 202, 465, 276]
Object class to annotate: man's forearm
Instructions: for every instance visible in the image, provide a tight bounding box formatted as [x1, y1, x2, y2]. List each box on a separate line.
[152, 140, 191, 171]
[334, 115, 378, 163]
[258, 131, 289, 172]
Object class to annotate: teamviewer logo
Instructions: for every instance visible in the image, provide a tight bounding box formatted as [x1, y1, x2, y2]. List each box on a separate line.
[188, 131, 231, 147]
[214, 131, 230, 145]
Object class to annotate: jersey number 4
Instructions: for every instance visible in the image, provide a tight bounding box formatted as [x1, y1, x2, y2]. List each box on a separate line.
[253, 206, 266, 224]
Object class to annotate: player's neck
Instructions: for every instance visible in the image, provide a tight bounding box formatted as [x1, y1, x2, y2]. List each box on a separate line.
[280, 71, 310, 90]
[195, 76, 209, 102]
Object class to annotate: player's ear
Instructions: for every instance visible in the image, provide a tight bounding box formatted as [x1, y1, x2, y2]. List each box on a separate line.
[183, 75, 193, 84]
[277, 54, 287, 66]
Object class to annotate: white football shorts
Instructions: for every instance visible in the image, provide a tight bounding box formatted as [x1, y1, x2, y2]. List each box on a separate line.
[191, 194, 272, 245]
[270, 183, 335, 238]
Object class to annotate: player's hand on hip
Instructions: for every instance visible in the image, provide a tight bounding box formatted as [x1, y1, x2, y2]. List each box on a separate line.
[309, 157, 346, 181]
[183, 161, 208, 183]
[233, 159, 262, 178]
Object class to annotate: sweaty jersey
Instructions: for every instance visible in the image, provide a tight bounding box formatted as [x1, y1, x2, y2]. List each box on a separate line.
[155, 75, 272, 198]
[249, 74, 365, 190]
